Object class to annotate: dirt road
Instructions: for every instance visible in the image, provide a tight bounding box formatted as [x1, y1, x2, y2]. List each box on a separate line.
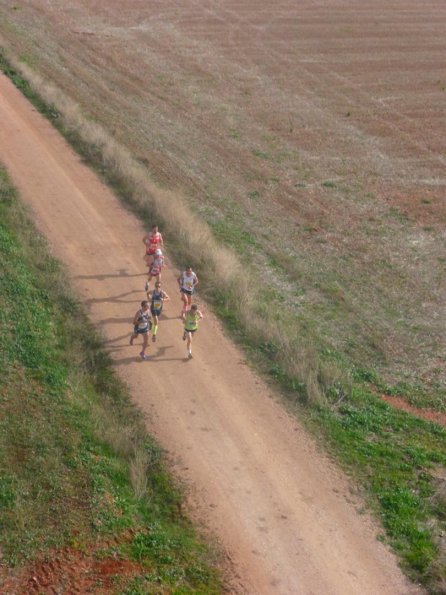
[0, 74, 420, 594]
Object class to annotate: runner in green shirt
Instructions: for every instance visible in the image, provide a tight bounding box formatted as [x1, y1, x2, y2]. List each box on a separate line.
[182, 304, 203, 359]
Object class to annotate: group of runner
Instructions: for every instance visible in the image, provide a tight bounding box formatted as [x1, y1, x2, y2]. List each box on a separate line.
[130, 225, 203, 360]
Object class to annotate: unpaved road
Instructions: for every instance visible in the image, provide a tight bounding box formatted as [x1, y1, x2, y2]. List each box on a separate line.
[0, 74, 420, 594]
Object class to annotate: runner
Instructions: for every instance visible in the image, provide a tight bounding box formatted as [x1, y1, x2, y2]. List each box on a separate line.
[178, 266, 198, 319]
[183, 304, 203, 359]
[142, 224, 163, 265]
[145, 248, 165, 291]
[147, 281, 170, 342]
[129, 300, 152, 360]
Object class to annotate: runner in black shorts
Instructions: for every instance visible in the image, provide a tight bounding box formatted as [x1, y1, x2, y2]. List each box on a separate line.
[178, 266, 198, 319]
[183, 304, 204, 359]
[129, 300, 152, 360]
[147, 282, 170, 342]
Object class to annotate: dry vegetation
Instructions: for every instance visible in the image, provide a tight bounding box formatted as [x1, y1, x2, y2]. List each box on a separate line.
[0, 1, 445, 401]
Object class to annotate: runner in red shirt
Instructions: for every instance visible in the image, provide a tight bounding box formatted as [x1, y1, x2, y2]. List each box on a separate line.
[142, 224, 163, 265]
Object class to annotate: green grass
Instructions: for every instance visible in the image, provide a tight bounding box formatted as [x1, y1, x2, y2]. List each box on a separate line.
[1, 53, 446, 592]
[307, 387, 446, 587]
[210, 219, 258, 253]
[0, 167, 220, 592]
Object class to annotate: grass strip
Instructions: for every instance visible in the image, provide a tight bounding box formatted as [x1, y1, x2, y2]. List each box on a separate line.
[307, 388, 446, 589]
[0, 166, 220, 592]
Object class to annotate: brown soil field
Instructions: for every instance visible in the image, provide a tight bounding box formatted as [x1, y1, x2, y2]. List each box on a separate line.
[0, 0, 445, 392]
[0, 73, 421, 594]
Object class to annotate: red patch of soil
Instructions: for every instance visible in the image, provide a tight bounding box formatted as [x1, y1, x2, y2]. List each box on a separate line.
[0, 543, 143, 595]
[382, 395, 446, 428]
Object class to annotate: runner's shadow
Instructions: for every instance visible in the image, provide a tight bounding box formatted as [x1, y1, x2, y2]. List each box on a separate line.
[106, 345, 126, 352]
[152, 344, 174, 358]
[85, 289, 142, 306]
[110, 344, 189, 365]
[110, 356, 149, 365]
[98, 317, 133, 326]
[104, 333, 131, 345]
[149, 345, 192, 363]
[148, 356, 192, 363]
[75, 268, 146, 281]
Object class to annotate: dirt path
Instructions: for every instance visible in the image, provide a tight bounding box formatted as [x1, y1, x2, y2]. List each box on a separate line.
[0, 74, 421, 594]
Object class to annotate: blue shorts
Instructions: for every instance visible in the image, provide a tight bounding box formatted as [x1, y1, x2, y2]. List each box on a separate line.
[134, 325, 150, 334]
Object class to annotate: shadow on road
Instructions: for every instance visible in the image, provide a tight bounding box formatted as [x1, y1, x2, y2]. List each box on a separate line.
[84, 289, 142, 307]
[75, 268, 146, 281]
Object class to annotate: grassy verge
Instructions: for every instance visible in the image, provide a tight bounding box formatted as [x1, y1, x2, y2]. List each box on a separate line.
[0, 167, 220, 592]
[307, 387, 446, 590]
[1, 52, 445, 591]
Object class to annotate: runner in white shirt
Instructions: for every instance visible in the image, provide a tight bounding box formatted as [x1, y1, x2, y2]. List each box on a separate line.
[177, 266, 198, 319]
[144, 248, 165, 291]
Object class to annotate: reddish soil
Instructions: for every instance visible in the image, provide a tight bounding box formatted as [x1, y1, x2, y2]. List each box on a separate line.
[0, 73, 422, 594]
[0, 543, 142, 594]
[382, 395, 446, 428]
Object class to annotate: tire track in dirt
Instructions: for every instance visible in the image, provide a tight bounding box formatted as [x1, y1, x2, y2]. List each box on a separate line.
[0, 73, 421, 594]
